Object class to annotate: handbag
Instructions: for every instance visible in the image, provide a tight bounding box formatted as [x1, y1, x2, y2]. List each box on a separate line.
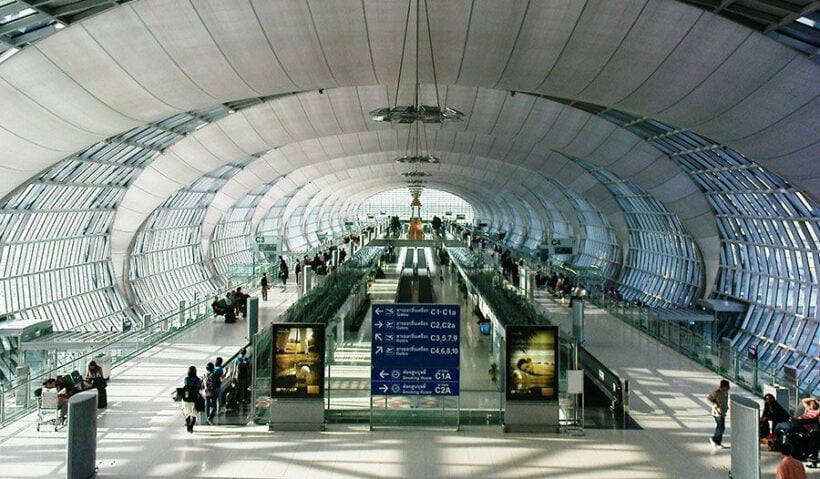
[194, 394, 205, 412]
[172, 387, 184, 402]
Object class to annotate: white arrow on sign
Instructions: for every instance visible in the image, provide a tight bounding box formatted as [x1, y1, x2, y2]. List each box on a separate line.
[379, 385, 389, 392]
[379, 370, 389, 378]
[374, 321, 382, 328]
[375, 307, 383, 315]
[375, 346, 383, 354]
[374, 333, 382, 341]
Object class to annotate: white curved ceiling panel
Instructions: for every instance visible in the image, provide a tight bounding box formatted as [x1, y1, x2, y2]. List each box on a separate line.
[613, 149, 673, 185]
[683, 58, 818, 148]
[252, 0, 336, 89]
[561, 118, 617, 158]
[540, 0, 646, 98]
[195, 0, 298, 93]
[540, 107, 591, 150]
[616, 14, 750, 115]
[328, 87, 371, 132]
[0, 74, 100, 150]
[311, 1, 378, 85]
[451, 0, 525, 86]
[82, 5, 218, 109]
[508, 98, 564, 146]
[0, 127, 71, 195]
[462, 88, 508, 135]
[6, 46, 137, 135]
[493, 0, 582, 92]
[195, 124, 255, 160]
[578, 0, 702, 104]
[164, 138, 224, 174]
[213, 116, 269, 154]
[238, 105, 295, 148]
[657, 34, 796, 127]
[133, 0, 260, 100]
[587, 130, 641, 167]
[632, 151, 688, 191]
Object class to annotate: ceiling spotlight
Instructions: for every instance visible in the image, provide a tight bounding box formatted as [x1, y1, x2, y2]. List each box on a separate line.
[401, 171, 432, 178]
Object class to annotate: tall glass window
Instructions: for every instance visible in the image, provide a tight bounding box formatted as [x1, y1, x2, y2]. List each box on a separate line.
[573, 158, 700, 307]
[357, 188, 474, 223]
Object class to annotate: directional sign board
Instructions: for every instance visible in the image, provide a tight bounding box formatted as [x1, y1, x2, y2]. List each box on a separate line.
[254, 235, 282, 253]
[371, 304, 460, 396]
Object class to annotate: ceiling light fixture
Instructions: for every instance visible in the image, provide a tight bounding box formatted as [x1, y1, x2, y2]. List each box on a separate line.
[370, 0, 463, 125]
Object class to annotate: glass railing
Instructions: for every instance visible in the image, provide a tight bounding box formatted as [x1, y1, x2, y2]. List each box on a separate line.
[592, 298, 808, 411]
[0, 286, 244, 429]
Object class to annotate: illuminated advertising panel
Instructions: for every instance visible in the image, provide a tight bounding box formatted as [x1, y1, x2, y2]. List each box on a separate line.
[505, 325, 558, 400]
[271, 323, 325, 398]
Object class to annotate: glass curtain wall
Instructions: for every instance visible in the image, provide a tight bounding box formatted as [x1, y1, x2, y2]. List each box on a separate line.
[129, 162, 252, 317]
[548, 179, 620, 282]
[0, 109, 227, 331]
[598, 110, 819, 396]
[572, 157, 701, 308]
[210, 180, 277, 278]
[357, 188, 475, 223]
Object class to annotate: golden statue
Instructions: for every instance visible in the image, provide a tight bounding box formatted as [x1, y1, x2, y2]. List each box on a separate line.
[407, 192, 425, 239]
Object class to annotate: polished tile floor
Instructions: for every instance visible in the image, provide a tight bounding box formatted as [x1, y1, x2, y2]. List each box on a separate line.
[0, 258, 813, 478]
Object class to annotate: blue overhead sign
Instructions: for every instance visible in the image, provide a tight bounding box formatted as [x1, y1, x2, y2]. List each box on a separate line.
[371, 304, 460, 396]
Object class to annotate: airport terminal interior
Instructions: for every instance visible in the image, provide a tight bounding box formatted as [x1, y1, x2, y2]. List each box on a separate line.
[0, 1, 818, 478]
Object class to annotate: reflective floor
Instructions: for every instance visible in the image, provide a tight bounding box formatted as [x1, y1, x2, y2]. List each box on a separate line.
[0, 255, 813, 478]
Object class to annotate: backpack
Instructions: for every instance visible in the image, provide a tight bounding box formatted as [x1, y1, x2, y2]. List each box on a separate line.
[236, 358, 251, 380]
[205, 371, 221, 396]
[183, 378, 199, 402]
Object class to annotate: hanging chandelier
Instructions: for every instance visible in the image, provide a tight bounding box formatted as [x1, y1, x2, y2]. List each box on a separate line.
[368, 0, 463, 124]
[370, 0, 464, 182]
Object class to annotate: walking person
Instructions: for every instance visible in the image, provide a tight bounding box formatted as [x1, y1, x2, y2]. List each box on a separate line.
[203, 362, 221, 425]
[234, 348, 252, 405]
[278, 256, 289, 289]
[707, 379, 731, 448]
[182, 366, 203, 433]
[260, 273, 268, 301]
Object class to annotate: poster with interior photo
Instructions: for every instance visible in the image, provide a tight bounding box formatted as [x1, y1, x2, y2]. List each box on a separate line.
[271, 323, 325, 398]
[505, 325, 558, 400]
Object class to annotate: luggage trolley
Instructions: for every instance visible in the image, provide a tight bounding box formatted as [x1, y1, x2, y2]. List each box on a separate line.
[35, 388, 66, 431]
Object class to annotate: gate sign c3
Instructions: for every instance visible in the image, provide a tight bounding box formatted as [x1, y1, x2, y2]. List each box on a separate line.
[254, 235, 281, 253]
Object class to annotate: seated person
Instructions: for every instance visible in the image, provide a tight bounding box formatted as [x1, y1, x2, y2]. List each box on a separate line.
[233, 287, 249, 316]
[49, 377, 78, 418]
[212, 295, 228, 316]
[775, 397, 820, 435]
[761, 393, 791, 438]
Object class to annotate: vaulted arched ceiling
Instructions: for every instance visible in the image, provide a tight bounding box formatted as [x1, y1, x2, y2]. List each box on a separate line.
[0, 0, 817, 297]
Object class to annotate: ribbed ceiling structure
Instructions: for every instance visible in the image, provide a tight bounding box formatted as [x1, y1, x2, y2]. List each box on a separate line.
[0, 1, 817, 391]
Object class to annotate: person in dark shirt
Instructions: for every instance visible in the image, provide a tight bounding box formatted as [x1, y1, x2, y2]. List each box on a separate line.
[760, 393, 790, 438]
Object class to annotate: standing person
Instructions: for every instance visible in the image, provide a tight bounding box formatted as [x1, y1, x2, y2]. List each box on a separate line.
[182, 366, 202, 433]
[278, 256, 289, 288]
[234, 348, 252, 405]
[85, 360, 107, 408]
[260, 273, 268, 301]
[707, 379, 731, 448]
[295, 261, 302, 285]
[203, 362, 220, 425]
[776, 444, 807, 479]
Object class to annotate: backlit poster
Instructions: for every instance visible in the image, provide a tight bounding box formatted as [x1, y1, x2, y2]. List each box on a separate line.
[271, 323, 325, 398]
[505, 325, 558, 400]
